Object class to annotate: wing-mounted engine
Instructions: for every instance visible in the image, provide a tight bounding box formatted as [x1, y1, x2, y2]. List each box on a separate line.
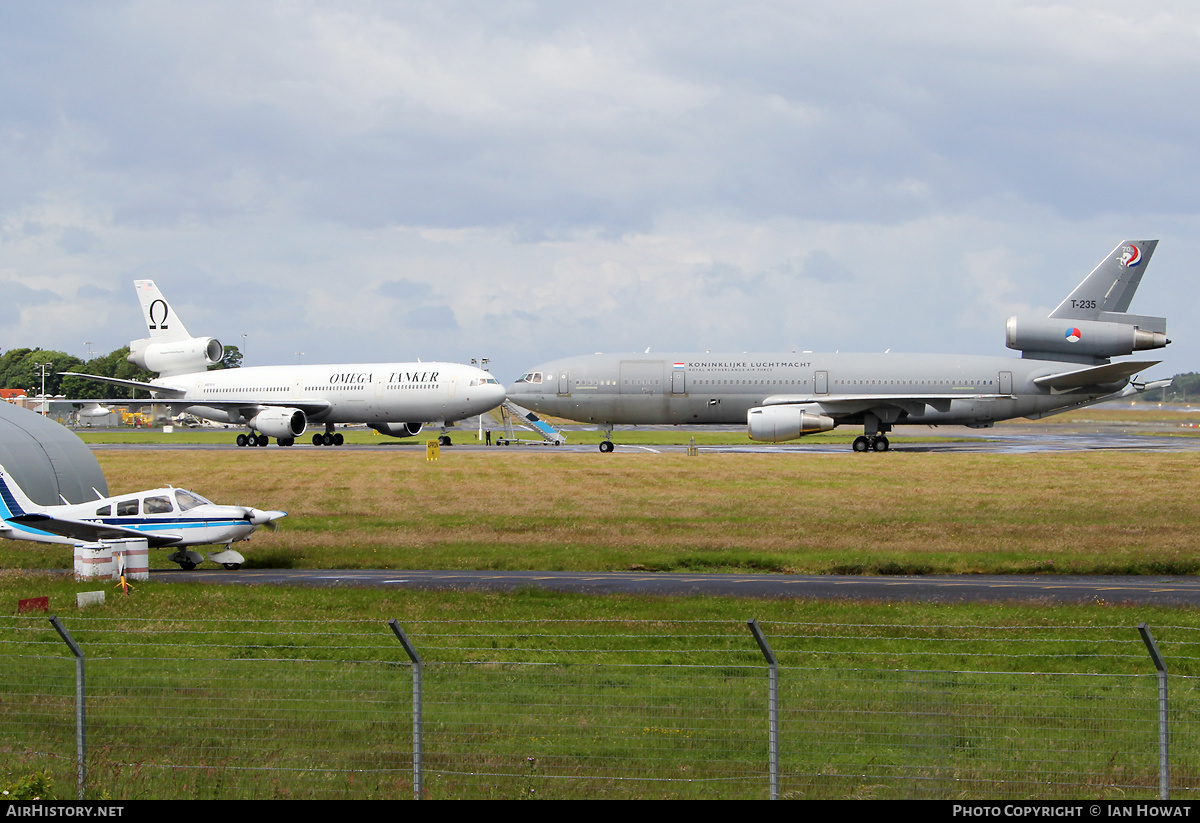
[248, 408, 307, 439]
[747, 406, 835, 442]
[368, 422, 423, 438]
[128, 335, 224, 376]
[1005, 317, 1168, 363]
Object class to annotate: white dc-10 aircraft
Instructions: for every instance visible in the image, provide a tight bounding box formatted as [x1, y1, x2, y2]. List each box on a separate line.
[509, 240, 1172, 452]
[65, 281, 506, 447]
[0, 463, 285, 569]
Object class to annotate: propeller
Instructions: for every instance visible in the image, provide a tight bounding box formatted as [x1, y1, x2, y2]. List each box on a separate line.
[242, 508, 287, 531]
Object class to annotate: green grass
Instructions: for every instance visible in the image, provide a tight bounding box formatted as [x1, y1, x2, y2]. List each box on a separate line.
[3, 577, 1198, 799]
[8, 448, 1196, 576]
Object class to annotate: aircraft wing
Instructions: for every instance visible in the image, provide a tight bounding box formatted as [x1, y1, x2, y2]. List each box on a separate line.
[760, 392, 1008, 417]
[59, 372, 188, 399]
[6, 514, 183, 546]
[58, 373, 334, 417]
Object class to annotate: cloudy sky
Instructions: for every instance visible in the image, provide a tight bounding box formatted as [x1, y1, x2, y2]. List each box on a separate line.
[1, 1, 1197, 383]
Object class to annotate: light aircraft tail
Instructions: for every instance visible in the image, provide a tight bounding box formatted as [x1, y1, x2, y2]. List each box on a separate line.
[1050, 240, 1158, 323]
[134, 280, 194, 342]
[0, 464, 38, 520]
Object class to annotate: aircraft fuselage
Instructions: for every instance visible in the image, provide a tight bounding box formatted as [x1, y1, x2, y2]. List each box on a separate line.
[149, 361, 505, 426]
[508, 351, 1134, 430]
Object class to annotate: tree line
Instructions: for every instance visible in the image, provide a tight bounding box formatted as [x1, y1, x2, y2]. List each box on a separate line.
[0, 345, 242, 399]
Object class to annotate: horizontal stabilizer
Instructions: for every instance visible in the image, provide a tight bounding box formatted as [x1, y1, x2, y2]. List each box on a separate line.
[1032, 361, 1158, 391]
[8, 513, 183, 546]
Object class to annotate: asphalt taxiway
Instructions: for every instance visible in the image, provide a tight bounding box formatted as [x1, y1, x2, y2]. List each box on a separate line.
[144, 568, 1200, 607]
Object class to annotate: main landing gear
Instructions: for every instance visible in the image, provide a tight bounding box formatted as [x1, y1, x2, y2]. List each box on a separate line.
[852, 412, 893, 453]
[311, 424, 345, 446]
[852, 435, 890, 452]
[236, 432, 295, 447]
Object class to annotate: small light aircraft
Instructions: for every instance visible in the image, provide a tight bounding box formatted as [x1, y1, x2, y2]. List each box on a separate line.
[0, 463, 285, 570]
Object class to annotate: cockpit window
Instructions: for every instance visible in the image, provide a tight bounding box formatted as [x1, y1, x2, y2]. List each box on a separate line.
[95, 504, 111, 517]
[469, 377, 502, 387]
[116, 499, 139, 517]
[143, 496, 173, 514]
[516, 372, 543, 384]
[174, 490, 209, 511]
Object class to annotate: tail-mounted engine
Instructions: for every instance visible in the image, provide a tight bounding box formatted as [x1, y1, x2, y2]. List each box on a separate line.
[1005, 317, 1168, 362]
[128, 336, 224, 376]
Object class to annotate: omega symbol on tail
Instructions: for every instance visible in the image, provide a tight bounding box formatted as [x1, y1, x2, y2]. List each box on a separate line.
[148, 299, 169, 330]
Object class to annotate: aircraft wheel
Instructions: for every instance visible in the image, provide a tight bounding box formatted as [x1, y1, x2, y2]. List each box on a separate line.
[334, 433, 344, 446]
[257, 435, 268, 447]
[312, 433, 323, 446]
[236, 434, 248, 447]
[852, 436, 870, 453]
[873, 436, 890, 452]
[599, 441, 614, 453]
[223, 563, 242, 570]
[439, 435, 452, 446]
[179, 561, 197, 571]
[322, 432, 334, 446]
[279, 438, 293, 447]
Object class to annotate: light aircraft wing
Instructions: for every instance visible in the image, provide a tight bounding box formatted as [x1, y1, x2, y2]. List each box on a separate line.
[6, 514, 183, 546]
[1032, 361, 1160, 391]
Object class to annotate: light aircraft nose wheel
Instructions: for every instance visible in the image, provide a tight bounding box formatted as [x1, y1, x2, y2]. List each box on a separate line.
[852, 436, 870, 452]
[873, 436, 890, 452]
[599, 441, 614, 453]
[223, 563, 242, 570]
[179, 560, 197, 571]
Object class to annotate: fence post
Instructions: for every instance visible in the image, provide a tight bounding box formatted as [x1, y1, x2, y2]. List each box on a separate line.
[389, 619, 423, 799]
[49, 616, 85, 800]
[746, 618, 778, 800]
[1138, 623, 1169, 800]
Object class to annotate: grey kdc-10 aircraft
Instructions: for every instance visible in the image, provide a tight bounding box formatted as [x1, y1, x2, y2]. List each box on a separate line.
[509, 240, 1171, 452]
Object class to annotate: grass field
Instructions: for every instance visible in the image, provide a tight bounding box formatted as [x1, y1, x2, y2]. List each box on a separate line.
[5, 445, 1194, 576]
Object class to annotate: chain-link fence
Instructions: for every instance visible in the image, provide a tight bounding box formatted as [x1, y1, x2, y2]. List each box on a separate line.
[3, 616, 1198, 799]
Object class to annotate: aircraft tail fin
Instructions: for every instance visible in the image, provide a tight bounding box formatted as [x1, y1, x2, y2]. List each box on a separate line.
[0, 464, 39, 520]
[133, 280, 193, 342]
[1050, 240, 1158, 322]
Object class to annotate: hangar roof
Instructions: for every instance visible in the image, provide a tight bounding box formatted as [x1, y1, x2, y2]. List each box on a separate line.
[0, 402, 108, 506]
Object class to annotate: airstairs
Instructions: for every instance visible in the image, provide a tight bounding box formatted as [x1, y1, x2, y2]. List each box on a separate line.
[489, 400, 566, 445]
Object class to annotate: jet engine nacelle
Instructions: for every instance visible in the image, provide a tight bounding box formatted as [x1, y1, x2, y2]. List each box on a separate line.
[128, 336, 224, 376]
[1005, 317, 1168, 359]
[747, 406, 836, 442]
[247, 408, 307, 439]
[368, 422, 423, 438]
